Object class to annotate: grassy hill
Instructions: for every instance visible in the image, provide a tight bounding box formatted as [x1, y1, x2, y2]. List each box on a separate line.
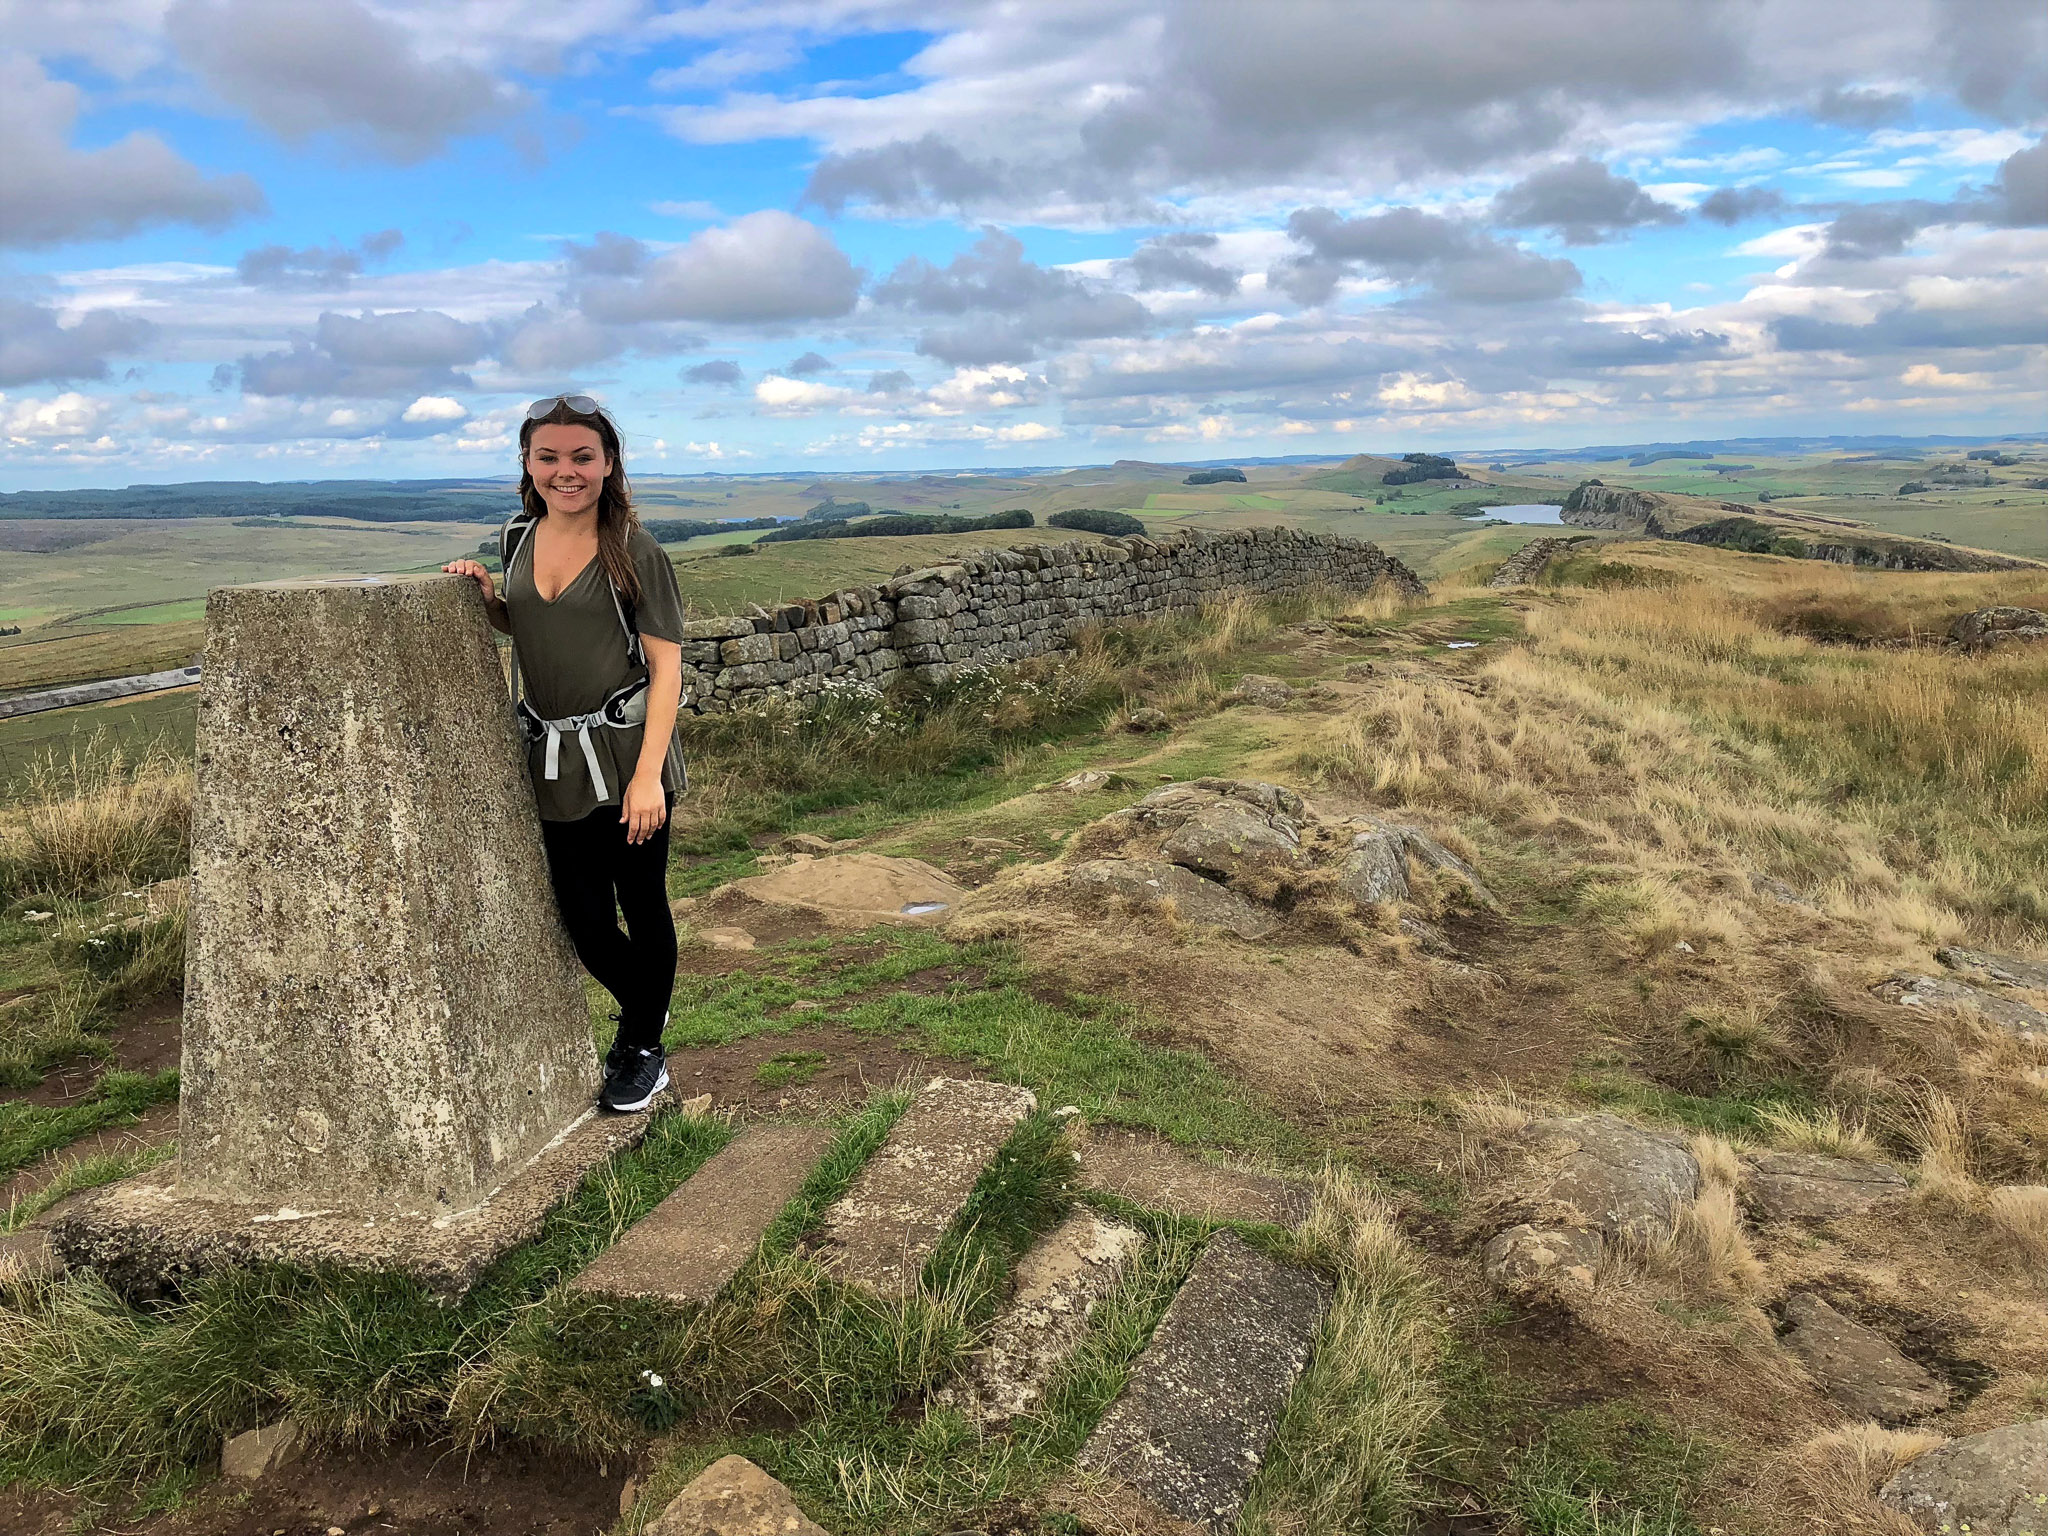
[3, 537, 2047, 1534]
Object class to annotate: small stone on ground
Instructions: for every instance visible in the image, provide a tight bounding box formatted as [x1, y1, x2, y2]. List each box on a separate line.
[1780, 1293, 1948, 1424]
[1077, 1231, 1331, 1533]
[1078, 1127, 1309, 1227]
[222, 1418, 307, 1480]
[815, 1077, 1036, 1297]
[1482, 1223, 1603, 1293]
[649, 1455, 829, 1536]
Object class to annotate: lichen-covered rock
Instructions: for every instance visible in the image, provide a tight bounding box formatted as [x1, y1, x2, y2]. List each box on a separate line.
[1063, 859, 1280, 941]
[1780, 1294, 1948, 1424]
[1524, 1114, 1701, 1242]
[1232, 673, 1294, 708]
[0, 1229, 63, 1288]
[1951, 606, 2048, 651]
[1879, 1419, 2048, 1536]
[1745, 1151, 1908, 1223]
[1482, 1223, 1603, 1292]
[1877, 973, 2048, 1048]
[650, 1455, 829, 1536]
[1127, 706, 1172, 733]
[1160, 798, 1305, 883]
[1938, 945, 2048, 992]
[1335, 829, 1408, 905]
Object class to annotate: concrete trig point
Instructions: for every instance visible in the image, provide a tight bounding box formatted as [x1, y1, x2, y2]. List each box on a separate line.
[58, 574, 656, 1295]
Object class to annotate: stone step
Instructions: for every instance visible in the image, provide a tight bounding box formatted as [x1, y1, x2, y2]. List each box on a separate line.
[813, 1077, 1037, 1298]
[1077, 1230, 1331, 1533]
[940, 1210, 1143, 1424]
[1078, 1127, 1310, 1228]
[572, 1123, 834, 1308]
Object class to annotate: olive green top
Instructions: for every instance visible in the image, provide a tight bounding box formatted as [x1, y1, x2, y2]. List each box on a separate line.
[504, 522, 687, 822]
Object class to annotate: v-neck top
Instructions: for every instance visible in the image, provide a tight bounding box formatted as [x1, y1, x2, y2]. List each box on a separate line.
[503, 522, 687, 821]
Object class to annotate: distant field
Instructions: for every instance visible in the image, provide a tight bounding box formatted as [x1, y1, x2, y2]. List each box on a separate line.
[0, 621, 205, 696]
[2, 517, 501, 628]
[5, 439, 2041, 711]
[0, 687, 198, 790]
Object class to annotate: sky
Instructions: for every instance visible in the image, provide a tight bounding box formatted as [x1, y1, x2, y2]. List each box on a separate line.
[2, 0, 2045, 489]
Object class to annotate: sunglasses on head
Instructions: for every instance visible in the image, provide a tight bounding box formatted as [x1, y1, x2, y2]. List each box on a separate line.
[525, 394, 601, 420]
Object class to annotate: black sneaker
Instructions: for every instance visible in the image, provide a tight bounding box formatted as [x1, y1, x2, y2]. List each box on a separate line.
[601, 1046, 668, 1113]
[601, 1011, 667, 1081]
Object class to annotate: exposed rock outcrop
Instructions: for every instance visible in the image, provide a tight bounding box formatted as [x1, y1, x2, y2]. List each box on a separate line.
[1744, 1151, 1908, 1223]
[1482, 1223, 1603, 1292]
[1879, 1419, 2048, 1536]
[1522, 1114, 1701, 1242]
[1876, 973, 2048, 1048]
[1950, 606, 2048, 650]
[1779, 1294, 1948, 1424]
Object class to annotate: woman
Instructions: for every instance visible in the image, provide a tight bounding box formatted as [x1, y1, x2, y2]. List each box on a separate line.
[443, 394, 686, 1113]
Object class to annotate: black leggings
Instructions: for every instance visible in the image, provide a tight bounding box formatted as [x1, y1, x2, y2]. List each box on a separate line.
[539, 795, 676, 1053]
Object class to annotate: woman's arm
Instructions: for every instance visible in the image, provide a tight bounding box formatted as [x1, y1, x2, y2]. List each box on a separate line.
[442, 559, 512, 635]
[621, 634, 683, 844]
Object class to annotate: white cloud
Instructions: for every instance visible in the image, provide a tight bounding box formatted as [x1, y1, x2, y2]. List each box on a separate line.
[402, 394, 467, 421]
[753, 374, 860, 414]
[3, 390, 115, 440]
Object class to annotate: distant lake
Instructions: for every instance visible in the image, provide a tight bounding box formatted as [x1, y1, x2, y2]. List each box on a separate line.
[1482, 503, 1564, 524]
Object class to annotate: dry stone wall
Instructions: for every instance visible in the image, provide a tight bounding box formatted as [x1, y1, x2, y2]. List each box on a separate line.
[675, 526, 1424, 713]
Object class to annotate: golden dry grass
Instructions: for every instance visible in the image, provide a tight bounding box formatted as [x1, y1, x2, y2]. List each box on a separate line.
[0, 731, 191, 903]
[1987, 1183, 2048, 1264]
[1757, 1103, 1885, 1160]
[1776, 1423, 1942, 1536]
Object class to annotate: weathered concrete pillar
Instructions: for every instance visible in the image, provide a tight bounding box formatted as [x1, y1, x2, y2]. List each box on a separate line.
[59, 575, 652, 1294]
[179, 574, 597, 1208]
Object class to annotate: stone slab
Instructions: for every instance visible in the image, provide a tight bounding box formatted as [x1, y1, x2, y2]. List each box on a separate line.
[943, 1211, 1143, 1424]
[649, 1455, 829, 1536]
[1780, 1294, 1947, 1424]
[0, 665, 202, 721]
[814, 1077, 1036, 1298]
[1880, 1418, 2048, 1536]
[53, 1100, 662, 1300]
[1079, 1128, 1310, 1228]
[1482, 1223, 1603, 1293]
[1745, 1151, 1908, 1223]
[1077, 1231, 1331, 1533]
[572, 1123, 833, 1308]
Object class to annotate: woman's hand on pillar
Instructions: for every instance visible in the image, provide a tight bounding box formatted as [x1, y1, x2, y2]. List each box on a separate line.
[442, 558, 498, 603]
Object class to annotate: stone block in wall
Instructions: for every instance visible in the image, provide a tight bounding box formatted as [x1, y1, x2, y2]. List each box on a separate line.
[683, 617, 754, 641]
[720, 633, 776, 666]
[773, 633, 800, 661]
[718, 662, 772, 690]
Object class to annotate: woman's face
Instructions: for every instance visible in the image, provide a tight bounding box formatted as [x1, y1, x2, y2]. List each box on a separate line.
[525, 423, 611, 518]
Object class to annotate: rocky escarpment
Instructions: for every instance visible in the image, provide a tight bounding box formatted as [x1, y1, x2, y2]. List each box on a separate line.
[673, 527, 1425, 714]
[1560, 483, 2030, 572]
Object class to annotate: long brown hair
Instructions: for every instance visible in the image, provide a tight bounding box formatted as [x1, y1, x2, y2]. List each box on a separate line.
[517, 398, 641, 602]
